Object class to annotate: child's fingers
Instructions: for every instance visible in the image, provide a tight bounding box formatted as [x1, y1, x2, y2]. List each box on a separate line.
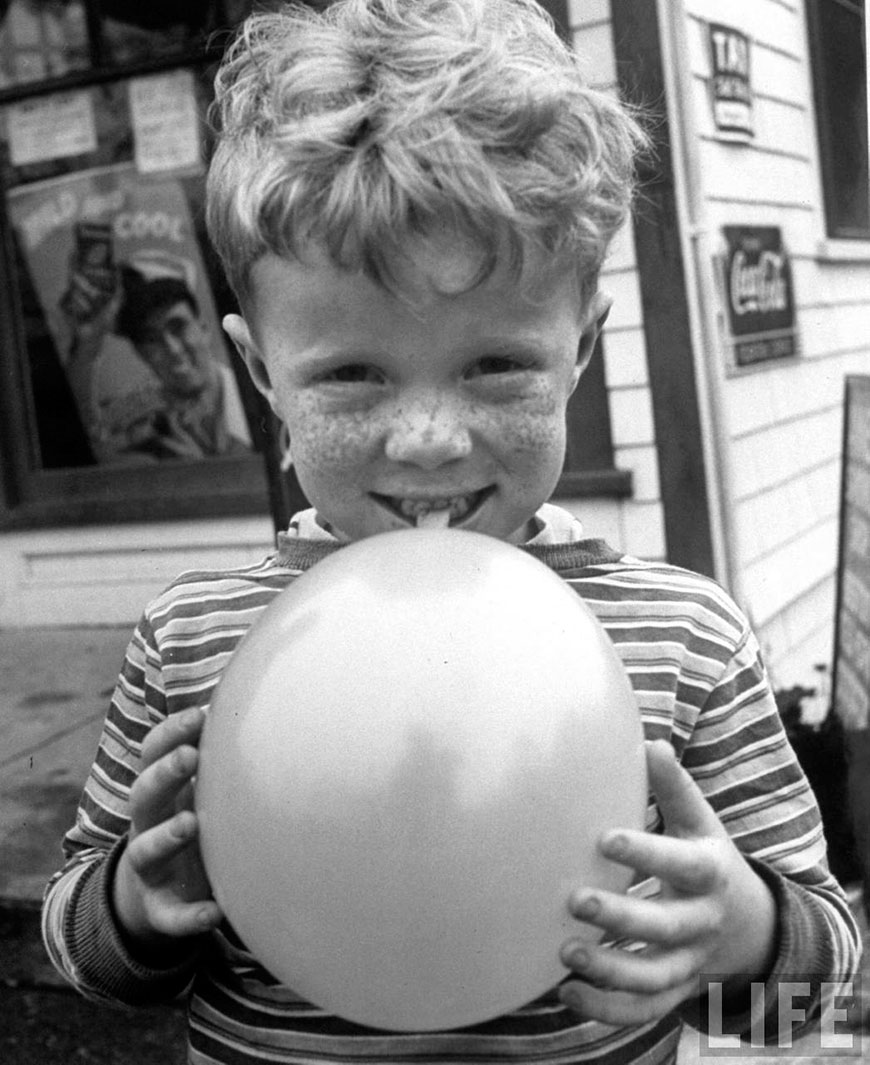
[125, 810, 201, 881]
[597, 829, 723, 894]
[145, 896, 222, 941]
[130, 746, 199, 832]
[560, 938, 701, 996]
[559, 973, 697, 1028]
[566, 887, 719, 943]
[139, 890, 220, 941]
[141, 708, 206, 769]
[645, 740, 723, 838]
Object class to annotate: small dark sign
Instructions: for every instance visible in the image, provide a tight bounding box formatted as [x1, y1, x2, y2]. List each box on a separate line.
[833, 376, 870, 733]
[708, 23, 753, 142]
[720, 225, 797, 367]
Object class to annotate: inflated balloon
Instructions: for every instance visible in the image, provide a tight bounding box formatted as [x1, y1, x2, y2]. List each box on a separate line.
[196, 529, 646, 1032]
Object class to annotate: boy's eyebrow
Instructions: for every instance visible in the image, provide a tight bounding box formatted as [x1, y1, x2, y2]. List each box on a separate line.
[292, 344, 385, 366]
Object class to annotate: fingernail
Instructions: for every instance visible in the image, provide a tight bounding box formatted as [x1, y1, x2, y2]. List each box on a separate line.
[569, 946, 589, 971]
[172, 748, 193, 774]
[559, 984, 582, 1012]
[572, 894, 601, 920]
[603, 832, 628, 859]
[172, 812, 195, 838]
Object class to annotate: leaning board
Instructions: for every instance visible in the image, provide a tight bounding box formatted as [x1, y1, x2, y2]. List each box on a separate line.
[832, 375, 870, 732]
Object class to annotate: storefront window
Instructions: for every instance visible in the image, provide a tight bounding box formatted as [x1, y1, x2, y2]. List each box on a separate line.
[0, 2, 277, 86]
[0, 1, 293, 525]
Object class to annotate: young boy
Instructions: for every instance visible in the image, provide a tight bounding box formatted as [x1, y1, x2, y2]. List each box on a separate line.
[42, 1, 860, 1063]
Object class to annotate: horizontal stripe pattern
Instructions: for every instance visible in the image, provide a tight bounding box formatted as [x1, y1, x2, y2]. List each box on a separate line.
[42, 538, 861, 1065]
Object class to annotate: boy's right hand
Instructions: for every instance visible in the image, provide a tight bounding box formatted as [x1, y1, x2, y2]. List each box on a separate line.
[112, 708, 222, 957]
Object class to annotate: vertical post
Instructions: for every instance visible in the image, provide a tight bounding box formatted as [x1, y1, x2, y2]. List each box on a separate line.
[610, 0, 716, 577]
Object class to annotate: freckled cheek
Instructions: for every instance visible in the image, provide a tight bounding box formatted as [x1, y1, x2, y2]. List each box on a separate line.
[283, 401, 378, 479]
[497, 392, 567, 470]
[504, 411, 563, 455]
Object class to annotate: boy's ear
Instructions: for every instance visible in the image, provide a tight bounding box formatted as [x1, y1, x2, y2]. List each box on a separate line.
[571, 292, 613, 393]
[223, 313, 278, 412]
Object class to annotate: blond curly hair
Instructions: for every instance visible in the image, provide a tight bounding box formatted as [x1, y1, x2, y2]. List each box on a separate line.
[206, 0, 647, 307]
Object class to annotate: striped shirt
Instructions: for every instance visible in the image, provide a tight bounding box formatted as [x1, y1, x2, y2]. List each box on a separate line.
[42, 513, 861, 1065]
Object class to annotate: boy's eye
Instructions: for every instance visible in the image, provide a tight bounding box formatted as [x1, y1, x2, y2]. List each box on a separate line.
[467, 355, 528, 378]
[319, 364, 385, 384]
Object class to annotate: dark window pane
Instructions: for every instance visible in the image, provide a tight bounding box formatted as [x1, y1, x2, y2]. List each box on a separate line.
[100, 1, 217, 66]
[563, 335, 615, 473]
[0, 1, 92, 87]
[809, 0, 870, 237]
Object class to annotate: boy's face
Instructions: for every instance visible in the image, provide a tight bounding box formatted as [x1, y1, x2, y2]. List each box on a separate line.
[225, 239, 609, 543]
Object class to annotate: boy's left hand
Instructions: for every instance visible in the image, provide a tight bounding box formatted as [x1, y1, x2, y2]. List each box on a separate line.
[559, 739, 777, 1026]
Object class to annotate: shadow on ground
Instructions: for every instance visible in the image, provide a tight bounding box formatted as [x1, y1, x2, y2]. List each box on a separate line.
[0, 905, 186, 1065]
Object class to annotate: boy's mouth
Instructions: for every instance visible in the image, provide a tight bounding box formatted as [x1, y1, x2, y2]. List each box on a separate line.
[371, 487, 495, 527]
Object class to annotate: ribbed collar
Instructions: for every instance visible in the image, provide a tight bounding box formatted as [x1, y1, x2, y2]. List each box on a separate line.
[274, 534, 624, 576]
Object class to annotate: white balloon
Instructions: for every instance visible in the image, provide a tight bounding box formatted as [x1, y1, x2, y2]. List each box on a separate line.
[196, 529, 646, 1032]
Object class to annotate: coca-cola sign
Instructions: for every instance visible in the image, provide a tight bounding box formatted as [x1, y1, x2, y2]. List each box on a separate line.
[721, 225, 797, 367]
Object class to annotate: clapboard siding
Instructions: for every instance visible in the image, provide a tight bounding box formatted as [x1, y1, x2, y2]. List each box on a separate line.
[683, 0, 870, 686]
[692, 78, 811, 157]
[568, 0, 610, 25]
[698, 142, 817, 207]
[572, 0, 869, 684]
[572, 21, 617, 86]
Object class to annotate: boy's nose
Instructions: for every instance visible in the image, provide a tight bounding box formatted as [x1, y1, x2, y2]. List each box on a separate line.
[384, 393, 473, 469]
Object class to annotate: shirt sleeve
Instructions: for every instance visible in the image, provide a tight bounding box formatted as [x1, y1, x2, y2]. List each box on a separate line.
[41, 613, 202, 1005]
[674, 621, 862, 1040]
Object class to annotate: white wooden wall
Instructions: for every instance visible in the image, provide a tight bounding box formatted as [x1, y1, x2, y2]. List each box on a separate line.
[0, 517, 275, 627]
[682, 0, 870, 689]
[562, 0, 667, 561]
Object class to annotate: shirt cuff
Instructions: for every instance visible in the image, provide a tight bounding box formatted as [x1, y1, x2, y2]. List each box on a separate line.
[66, 836, 201, 1006]
[681, 856, 837, 1041]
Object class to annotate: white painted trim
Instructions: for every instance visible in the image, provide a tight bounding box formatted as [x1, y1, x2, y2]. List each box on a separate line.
[814, 239, 870, 263]
[0, 516, 276, 627]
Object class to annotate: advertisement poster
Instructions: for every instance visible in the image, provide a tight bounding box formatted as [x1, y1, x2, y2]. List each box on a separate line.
[719, 225, 797, 368]
[708, 23, 753, 143]
[7, 163, 251, 465]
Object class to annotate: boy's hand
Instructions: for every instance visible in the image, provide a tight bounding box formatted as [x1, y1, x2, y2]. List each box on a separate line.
[112, 708, 222, 955]
[559, 740, 777, 1026]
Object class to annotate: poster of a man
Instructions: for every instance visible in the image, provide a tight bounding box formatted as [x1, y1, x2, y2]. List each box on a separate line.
[8, 163, 252, 464]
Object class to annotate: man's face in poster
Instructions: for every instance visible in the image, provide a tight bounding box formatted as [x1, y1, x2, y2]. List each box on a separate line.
[135, 298, 216, 400]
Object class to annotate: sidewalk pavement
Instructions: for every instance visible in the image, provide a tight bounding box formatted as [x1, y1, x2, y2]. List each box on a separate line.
[0, 625, 132, 905]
